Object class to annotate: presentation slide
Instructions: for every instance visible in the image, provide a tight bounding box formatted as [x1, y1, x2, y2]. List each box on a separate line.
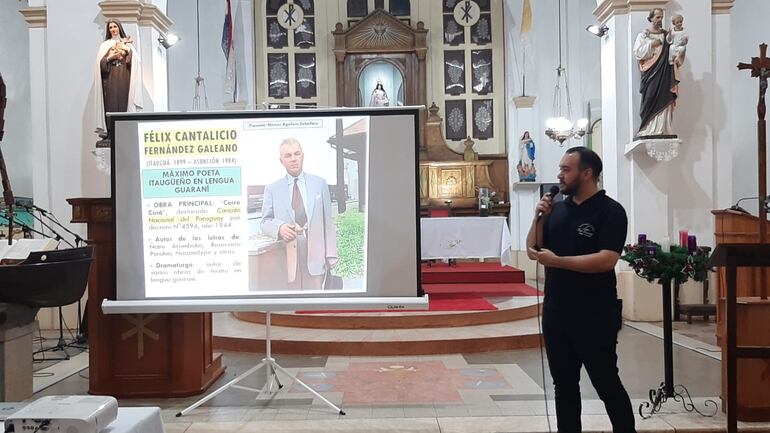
[113, 109, 419, 301]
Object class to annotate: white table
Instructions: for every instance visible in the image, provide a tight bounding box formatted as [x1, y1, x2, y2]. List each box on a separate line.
[102, 407, 165, 433]
[420, 216, 512, 266]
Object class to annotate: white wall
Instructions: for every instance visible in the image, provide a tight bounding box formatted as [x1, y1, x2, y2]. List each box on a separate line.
[731, 0, 770, 214]
[167, 0, 255, 111]
[666, 0, 718, 246]
[504, 0, 602, 184]
[47, 1, 111, 209]
[0, 1, 32, 197]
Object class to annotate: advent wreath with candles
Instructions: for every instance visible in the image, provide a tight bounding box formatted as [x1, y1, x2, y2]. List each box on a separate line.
[621, 241, 712, 285]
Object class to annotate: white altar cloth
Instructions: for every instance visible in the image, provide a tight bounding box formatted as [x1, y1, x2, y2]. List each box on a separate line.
[420, 216, 512, 266]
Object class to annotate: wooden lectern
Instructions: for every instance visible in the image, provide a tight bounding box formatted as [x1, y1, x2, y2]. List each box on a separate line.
[68, 198, 224, 397]
[712, 209, 770, 343]
[713, 210, 770, 421]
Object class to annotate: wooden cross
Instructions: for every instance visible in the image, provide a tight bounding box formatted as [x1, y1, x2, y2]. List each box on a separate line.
[737, 43, 770, 300]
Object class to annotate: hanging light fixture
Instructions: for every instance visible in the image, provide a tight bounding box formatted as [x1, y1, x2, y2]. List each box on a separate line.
[192, 0, 208, 110]
[545, 0, 588, 145]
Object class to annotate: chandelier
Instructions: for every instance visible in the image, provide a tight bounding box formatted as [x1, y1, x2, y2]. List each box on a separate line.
[545, 0, 587, 145]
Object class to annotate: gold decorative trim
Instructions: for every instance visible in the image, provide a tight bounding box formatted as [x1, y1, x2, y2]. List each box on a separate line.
[712, 0, 735, 14]
[19, 7, 47, 28]
[513, 96, 536, 109]
[593, 0, 668, 23]
[99, 0, 173, 34]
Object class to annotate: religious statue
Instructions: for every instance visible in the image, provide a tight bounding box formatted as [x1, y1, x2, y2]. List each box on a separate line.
[633, 8, 682, 138]
[463, 136, 478, 161]
[94, 19, 142, 143]
[516, 131, 536, 182]
[667, 14, 688, 67]
[368, 79, 390, 107]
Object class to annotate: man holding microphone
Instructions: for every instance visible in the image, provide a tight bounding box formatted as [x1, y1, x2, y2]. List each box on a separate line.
[526, 146, 636, 433]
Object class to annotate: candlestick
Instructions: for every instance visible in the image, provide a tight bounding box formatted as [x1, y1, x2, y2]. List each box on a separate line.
[660, 236, 671, 253]
[638, 234, 647, 244]
[687, 235, 697, 253]
[679, 230, 689, 247]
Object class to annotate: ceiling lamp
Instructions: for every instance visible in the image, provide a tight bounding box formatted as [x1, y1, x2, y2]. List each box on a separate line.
[545, 0, 587, 145]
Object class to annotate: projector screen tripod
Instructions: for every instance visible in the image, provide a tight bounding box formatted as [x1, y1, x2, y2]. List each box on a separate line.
[176, 312, 345, 417]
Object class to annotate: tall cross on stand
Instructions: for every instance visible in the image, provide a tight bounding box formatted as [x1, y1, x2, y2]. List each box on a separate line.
[737, 43, 770, 300]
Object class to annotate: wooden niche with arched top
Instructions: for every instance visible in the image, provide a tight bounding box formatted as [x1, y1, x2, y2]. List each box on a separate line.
[332, 9, 428, 109]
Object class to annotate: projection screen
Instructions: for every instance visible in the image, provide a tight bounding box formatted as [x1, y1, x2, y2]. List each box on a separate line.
[105, 108, 423, 312]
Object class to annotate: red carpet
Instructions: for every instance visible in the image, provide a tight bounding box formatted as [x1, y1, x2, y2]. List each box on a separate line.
[421, 262, 525, 284]
[423, 283, 542, 296]
[296, 294, 496, 314]
[421, 262, 540, 296]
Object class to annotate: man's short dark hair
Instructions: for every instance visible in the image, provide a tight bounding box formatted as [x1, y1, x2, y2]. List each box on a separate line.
[565, 146, 602, 179]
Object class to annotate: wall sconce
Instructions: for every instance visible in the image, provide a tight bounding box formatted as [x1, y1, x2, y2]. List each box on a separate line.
[158, 32, 181, 49]
[586, 24, 609, 37]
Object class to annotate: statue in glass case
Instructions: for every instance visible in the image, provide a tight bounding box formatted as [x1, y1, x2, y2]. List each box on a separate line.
[368, 79, 390, 107]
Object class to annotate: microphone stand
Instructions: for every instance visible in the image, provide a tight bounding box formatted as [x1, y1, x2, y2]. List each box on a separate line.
[0, 211, 49, 239]
[16, 203, 81, 247]
[20, 204, 89, 345]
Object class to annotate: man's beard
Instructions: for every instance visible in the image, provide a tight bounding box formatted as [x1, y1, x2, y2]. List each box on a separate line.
[561, 180, 581, 196]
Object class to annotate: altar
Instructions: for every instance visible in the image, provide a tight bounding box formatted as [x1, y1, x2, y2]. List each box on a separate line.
[420, 216, 512, 266]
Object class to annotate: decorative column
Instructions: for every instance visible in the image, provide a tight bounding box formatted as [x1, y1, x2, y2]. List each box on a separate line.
[712, 0, 734, 209]
[594, 0, 671, 321]
[19, 5, 50, 214]
[509, 96, 541, 273]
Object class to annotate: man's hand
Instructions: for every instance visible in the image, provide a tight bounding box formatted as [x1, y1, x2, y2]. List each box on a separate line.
[535, 193, 554, 220]
[528, 247, 561, 267]
[325, 258, 338, 270]
[278, 224, 297, 242]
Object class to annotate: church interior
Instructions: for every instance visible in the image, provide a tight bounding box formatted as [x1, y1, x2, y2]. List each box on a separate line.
[1, 0, 770, 432]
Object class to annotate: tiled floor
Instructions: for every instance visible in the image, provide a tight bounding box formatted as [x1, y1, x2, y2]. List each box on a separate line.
[30, 321, 770, 432]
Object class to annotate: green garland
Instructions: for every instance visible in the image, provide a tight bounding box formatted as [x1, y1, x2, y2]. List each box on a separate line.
[620, 241, 712, 285]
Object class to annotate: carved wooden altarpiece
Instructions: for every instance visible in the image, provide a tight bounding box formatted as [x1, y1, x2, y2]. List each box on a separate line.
[332, 9, 428, 110]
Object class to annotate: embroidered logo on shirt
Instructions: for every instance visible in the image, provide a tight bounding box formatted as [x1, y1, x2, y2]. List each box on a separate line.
[577, 223, 595, 238]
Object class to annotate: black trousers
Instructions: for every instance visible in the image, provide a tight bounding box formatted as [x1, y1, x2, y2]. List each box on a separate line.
[542, 303, 636, 433]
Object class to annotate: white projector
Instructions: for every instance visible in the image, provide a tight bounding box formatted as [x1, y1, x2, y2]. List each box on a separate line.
[4, 395, 118, 433]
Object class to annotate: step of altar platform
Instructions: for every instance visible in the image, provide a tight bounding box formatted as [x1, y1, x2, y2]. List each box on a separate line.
[422, 283, 541, 296]
[233, 296, 542, 329]
[421, 262, 526, 284]
[213, 311, 542, 356]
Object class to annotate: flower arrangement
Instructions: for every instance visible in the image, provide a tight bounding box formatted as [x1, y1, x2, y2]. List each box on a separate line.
[621, 241, 712, 285]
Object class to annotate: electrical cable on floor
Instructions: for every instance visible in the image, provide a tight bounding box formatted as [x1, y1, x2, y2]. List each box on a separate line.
[534, 263, 553, 433]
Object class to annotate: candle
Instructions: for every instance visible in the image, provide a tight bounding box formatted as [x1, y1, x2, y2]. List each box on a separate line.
[687, 235, 697, 253]
[660, 236, 671, 253]
[679, 230, 689, 247]
[638, 234, 647, 244]
[647, 245, 657, 256]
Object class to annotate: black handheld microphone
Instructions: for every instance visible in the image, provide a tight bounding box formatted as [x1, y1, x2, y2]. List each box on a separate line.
[537, 185, 560, 220]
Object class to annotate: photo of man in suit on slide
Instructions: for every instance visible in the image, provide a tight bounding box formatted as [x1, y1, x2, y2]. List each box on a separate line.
[260, 138, 338, 290]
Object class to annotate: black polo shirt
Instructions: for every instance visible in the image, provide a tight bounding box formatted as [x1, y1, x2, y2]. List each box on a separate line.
[542, 190, 628, 312]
